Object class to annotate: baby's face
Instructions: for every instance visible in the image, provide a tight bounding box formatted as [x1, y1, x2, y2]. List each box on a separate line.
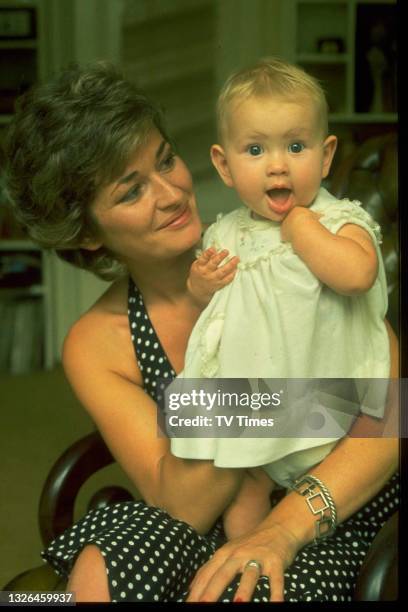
[216, 95, 336, 222]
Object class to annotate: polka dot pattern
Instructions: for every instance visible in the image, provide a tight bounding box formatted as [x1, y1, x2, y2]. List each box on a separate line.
[41, 278, 400, 602]
[128, 279, 175, 403]
[43, 502, 223, 602]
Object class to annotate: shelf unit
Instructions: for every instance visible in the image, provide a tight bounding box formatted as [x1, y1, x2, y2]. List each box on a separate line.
[0, 1, 43, 120]
[282, 0, 397, 125]
[0, 2, 56, 374]
[0, 240, 55, 374]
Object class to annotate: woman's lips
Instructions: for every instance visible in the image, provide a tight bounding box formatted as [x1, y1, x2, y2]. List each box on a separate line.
[266, 188, 293, 215]
[157, 205, 192, 230]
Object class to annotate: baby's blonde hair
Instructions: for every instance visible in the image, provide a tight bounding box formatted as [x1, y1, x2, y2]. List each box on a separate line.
[217, 56, 329, 141]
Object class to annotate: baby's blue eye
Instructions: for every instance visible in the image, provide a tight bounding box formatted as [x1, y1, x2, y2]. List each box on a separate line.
[289, 142, 305, 154]
[248, 144, 263, 156]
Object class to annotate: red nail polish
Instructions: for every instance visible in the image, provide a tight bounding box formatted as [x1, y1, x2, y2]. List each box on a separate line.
[234, 597, 244, 603]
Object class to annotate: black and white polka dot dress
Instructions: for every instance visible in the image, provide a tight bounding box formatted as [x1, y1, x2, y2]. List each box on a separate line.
[42, 278, 399, 602]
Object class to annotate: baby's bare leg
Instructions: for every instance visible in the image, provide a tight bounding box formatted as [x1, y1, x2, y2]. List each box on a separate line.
[223, 468, 275, 540]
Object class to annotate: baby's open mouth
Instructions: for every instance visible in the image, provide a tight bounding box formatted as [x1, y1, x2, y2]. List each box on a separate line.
[266, 188, 293, 215]
[266, 188, 292, 202]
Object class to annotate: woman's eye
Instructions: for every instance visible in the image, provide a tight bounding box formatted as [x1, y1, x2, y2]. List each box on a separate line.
[120, 184, 142, 203]
[160, 151, 176, 171]
[248, 144, 263, 156]
[289, 142, 305, 153]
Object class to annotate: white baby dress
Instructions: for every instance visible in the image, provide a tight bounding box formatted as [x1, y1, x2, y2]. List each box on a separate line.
[170, 188, 390, 487]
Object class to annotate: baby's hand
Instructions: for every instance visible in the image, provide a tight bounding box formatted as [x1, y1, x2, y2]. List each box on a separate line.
[280, 207, 321, 243]
[187, 247, 239, 308]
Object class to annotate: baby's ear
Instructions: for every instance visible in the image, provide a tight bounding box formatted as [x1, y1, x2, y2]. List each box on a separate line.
[322, 135, 338, 179]
[210, 144, 234, 187]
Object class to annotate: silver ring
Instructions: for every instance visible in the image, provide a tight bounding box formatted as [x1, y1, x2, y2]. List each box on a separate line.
[244, 560, 262, 573]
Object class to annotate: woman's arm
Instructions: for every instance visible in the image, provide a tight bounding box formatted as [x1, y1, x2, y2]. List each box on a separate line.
[63, 308, 243, 534]
[280, 207, 378, 295]
[274, 317, 398, 537]
[187, 323, 399, 602]
[187, 437, 397, 603]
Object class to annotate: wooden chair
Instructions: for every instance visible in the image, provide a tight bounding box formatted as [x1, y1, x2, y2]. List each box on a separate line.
[4, 133, 399, 600]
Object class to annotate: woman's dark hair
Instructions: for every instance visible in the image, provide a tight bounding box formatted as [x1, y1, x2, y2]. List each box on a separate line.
[4, 61, 167, 279]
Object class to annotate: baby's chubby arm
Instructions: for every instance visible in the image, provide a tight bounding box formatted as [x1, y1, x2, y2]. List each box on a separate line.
[280, 207, 378, 295]
[187, 247, 240, 308]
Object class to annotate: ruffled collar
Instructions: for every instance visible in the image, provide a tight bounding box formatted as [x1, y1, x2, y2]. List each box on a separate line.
[236, 207, 281, 232]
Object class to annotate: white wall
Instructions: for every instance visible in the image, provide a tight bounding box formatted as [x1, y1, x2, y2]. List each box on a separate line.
[50, 257, 109, 358]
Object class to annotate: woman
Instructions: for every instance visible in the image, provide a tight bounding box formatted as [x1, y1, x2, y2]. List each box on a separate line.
[4, 62, 398, 603]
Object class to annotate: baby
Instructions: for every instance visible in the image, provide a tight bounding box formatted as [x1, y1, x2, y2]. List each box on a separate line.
[171, 57, 390, 539]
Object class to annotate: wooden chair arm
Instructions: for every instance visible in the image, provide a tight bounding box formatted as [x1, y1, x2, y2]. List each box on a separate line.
[38, 431, 133, 547]
[353, 511, 398, 601]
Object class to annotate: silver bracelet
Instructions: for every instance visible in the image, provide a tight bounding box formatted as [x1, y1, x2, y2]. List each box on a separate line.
[290, 474, 337, 545]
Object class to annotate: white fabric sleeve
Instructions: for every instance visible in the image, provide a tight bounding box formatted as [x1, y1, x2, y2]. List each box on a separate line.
[319, 198, 383, 246]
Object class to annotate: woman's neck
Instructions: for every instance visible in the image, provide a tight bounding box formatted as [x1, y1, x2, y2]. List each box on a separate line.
[127, 249, 196, 303]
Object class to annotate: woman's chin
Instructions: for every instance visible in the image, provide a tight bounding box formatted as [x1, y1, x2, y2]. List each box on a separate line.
[175, 220, 203, 253]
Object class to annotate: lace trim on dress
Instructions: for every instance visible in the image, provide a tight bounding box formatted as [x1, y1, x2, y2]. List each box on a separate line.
[235, 208, 277, 232]
[204, 199, 382, 270]
[207, 209, 294, 269]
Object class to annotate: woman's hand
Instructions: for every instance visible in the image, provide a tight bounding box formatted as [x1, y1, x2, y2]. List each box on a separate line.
[186, 522, 301, 603]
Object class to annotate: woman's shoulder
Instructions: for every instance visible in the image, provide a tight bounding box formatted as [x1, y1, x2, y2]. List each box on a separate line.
[62, 276, 139, 380]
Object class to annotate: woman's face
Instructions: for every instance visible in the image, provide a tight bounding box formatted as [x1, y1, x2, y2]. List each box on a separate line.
[87, 128, 202, 265]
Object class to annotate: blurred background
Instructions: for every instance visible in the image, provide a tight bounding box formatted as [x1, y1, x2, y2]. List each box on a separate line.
[0, 0, 397, 588]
